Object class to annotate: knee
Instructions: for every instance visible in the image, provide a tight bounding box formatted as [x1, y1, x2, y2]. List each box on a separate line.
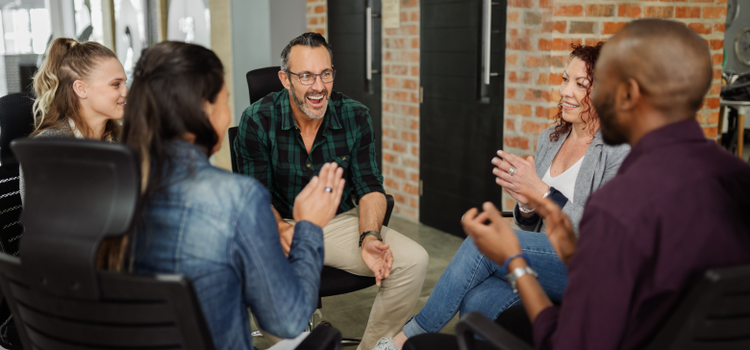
[398, 243, 429, 274]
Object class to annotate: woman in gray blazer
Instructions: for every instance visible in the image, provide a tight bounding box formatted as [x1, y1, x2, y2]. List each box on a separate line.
[375, 43, 630, 350]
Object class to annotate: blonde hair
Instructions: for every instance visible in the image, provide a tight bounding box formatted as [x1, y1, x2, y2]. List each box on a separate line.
[32, 37, 120, 140]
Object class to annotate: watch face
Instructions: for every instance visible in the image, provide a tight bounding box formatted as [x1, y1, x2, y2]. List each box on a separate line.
[736, 28, 750, 66]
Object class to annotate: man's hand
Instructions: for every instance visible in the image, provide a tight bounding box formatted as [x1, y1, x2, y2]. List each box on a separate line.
[279, 223, 294, 256]
[361, 236, 393, 286]
[523, 191, 577, 265]
[293, 163, 345, 228]
[461, 202, 522, 265]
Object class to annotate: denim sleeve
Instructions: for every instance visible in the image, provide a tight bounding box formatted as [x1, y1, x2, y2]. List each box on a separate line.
[231, 183, 324, 339]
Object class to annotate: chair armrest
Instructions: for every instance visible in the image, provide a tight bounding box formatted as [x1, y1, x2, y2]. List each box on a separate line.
[456, 312, 534, 350]
[295, 324, 342, 350]
[383, 194, 394, 226]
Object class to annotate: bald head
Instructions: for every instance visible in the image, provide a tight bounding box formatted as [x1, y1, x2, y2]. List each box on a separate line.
[599, 19, 712, 117]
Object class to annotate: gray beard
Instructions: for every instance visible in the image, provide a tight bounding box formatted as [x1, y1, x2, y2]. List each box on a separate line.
[290, 82, 327, 120]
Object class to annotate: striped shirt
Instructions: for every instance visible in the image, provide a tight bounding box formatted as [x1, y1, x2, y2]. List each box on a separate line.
[234, 89, 385, 219]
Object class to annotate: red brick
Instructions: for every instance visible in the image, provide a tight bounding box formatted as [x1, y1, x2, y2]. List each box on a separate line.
[524, 89, 546, 102]
[585, 38, 605, 46]
[708, 111, 720, 124]
[602, 22, 628, 35]
[553, 4, 584, 16]
[570, 22, 595, 34]
[402, 158, 419, 169]
[703, 6, 727, 19]
[505, 198, 516, 211]
[507, 54, 518, 66]
[507, 88, 516, 99]
[393, 168, 407, 179]
[542, 21, 567, 33]
[403, 79, 418, 89]
[508, 104, 532, 117]
[314, 28, 325, 35]
[538, 38, 553, 51]
[403, 183, 419, 195]
[393, 193, 406, 204]
[508, 11, 520, 23]
[525, 56, 540, 67]
[702, 126, 718, 138]
[308, 17, 318, 25]
[714, 23, 725, 33]
[586, 4, 615, 16]
[410, 197, 418, 209]
[689, 0, 714, 3]
[385, 77, 399, 88]
[411, 66, 419, 76]
[675, 6, 701, 18]
[552, 38, 583, 51]
[510, 37, 532, 51]
[537, 73, 549, 85]
[410, 120, 419, 130]
[385, 178, 399, 190]
[410, 11, 419, 21]
[710, 39, 724, 50]
[402, 131, 417, 142]
[411, 146, 419, 156]
[401, 0, 418, 8]
[410, 173, 419, 182]
[506, 119, 516, 131]
[411, 38, 419, 48]
[550, 73, 563, 85]
[504, 136, 530, 150]
[689, 23, 712, 34]
[508, 0, 533, 7]
[712, 53, 723, 65]
[713, 68, 722, 79]
[618, 4, 642, 18]
[539, 0, 552, 8]
[314, 5, 325, 13]
[644, 6, 675, 18]
[522, 121, 547, 134]
[705, 97, 720, 109]
[383, 153, 397, 164]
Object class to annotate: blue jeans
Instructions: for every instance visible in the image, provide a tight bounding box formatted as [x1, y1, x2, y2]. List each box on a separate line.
[402, 230, 567, 337]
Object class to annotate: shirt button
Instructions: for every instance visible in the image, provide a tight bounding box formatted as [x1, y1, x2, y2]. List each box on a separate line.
[307, 163, 311, 168]
[342, 157, 346, 160]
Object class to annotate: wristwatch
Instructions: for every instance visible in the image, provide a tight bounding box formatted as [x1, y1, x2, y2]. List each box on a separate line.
[359, 230, 383, 247]
[505, 266, 538, 294]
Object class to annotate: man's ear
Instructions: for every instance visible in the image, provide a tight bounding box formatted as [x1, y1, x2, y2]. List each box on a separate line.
[72, 80, 87, 99]
[278, 70, 291, 90]
[617, 78, 640, 112]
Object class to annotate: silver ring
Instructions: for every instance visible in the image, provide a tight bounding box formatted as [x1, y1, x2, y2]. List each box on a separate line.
[508, 166, 517, 176]
[324, 187, 333, 193]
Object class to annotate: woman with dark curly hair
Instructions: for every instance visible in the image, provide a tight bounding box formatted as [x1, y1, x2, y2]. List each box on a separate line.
[372, 43, 630, 350]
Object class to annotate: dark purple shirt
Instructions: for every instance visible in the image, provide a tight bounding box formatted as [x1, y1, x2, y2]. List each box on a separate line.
[533, 119, 750, 350]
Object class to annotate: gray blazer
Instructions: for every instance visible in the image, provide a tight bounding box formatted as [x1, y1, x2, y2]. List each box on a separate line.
[514, 126, 630, 235]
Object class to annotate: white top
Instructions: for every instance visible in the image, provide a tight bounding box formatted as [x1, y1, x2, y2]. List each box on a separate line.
[541, 155, 585, 203]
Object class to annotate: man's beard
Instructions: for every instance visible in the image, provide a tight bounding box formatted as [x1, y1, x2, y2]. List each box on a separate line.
[290, 80, 328, 120]
[594, 95, 627, 145]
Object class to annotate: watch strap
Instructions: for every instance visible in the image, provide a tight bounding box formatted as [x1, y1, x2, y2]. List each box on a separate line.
[359, 230, 383, 247]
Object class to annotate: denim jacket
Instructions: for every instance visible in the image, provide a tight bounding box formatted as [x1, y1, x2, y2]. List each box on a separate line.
[133, 140, 324, 350]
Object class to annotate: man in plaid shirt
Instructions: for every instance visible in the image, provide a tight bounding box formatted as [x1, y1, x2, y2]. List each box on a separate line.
[234, 33, 428, 350]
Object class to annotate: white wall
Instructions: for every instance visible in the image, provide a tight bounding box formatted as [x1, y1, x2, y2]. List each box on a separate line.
[269, 0, 306, 66]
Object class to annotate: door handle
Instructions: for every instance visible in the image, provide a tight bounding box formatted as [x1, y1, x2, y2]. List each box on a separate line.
[481, 0, 499, 85]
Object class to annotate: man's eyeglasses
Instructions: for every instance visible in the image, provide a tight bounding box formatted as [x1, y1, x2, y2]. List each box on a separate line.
[287, 70, 336, 86]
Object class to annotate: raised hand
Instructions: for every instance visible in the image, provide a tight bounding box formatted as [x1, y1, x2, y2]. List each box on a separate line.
[523, 190, 577, 264]
[461, 202, 522, 265]
[293, 162, 346, 228]
[361, 237, 393, 286]
[491, 150, 548, 206]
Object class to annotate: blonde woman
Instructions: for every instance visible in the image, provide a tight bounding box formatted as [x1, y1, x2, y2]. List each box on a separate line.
[21, 38, 128, 200]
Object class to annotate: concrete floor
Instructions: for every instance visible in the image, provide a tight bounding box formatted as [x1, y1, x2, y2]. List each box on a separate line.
[251, 216, 467, 349]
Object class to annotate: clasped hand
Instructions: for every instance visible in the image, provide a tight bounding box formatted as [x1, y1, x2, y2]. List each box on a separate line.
[491, 150, 548, 206]
[361, 235, 392, 286]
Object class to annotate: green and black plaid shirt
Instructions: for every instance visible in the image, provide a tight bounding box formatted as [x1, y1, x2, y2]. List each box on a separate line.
[234, 89, 385, 219]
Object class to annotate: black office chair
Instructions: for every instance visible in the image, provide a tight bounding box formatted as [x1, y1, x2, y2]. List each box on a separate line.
[2, 138, 343, 350]
[0, 92, 35, 256]
[405, 264, 750, 350]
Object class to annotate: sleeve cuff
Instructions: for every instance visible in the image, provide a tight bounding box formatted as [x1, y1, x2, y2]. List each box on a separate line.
[548, 187, 568, 209]
[533, 306, 561, 349]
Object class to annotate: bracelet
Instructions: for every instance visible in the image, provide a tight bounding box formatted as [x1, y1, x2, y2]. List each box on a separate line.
[506, 266, 538, 294]
[501, 253, 528, 276]
[518, 203, 535, 214]
[542, 187, 552, 198]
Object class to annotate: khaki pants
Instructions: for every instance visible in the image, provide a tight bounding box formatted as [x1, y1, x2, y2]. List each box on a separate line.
[261, 208, 429, 350]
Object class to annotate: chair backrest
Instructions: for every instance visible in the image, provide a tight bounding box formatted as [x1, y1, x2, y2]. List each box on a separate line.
[228, 126, 239, 173]
[0, 92, 35, 165]
[0, 138, 215, 350]
[645, 264, 750, 350]
[246, 66, 284, 104]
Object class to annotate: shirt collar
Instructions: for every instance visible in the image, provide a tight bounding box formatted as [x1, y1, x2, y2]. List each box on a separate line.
[276, 89, 343, 131]
[618, 118, 705, 173]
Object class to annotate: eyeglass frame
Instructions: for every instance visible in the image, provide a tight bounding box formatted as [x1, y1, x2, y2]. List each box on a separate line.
[285, 69, 337, 86]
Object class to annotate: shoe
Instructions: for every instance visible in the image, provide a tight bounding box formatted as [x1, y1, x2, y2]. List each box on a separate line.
[372, 337, 399, 350]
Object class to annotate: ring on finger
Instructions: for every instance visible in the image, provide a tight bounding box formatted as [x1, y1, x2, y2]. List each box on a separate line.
[324, 187, 333, 193]
[508, 166, 517, 176]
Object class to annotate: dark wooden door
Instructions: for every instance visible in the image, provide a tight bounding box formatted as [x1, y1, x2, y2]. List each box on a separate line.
[420, 0, 506, 236]
[328, 0, 383, 170]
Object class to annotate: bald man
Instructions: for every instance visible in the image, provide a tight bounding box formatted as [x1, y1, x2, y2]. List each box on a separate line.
[447, 19, 750, 350]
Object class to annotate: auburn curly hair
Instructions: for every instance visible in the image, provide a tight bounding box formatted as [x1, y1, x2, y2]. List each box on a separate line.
[549, 42, 605, 142]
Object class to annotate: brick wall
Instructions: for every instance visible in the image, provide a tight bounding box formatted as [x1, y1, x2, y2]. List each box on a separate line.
[501, 0, 727, 211]
[306, 0, 421, 222]
[381, 0, 421, 222]
[306, 0, 328, 37]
